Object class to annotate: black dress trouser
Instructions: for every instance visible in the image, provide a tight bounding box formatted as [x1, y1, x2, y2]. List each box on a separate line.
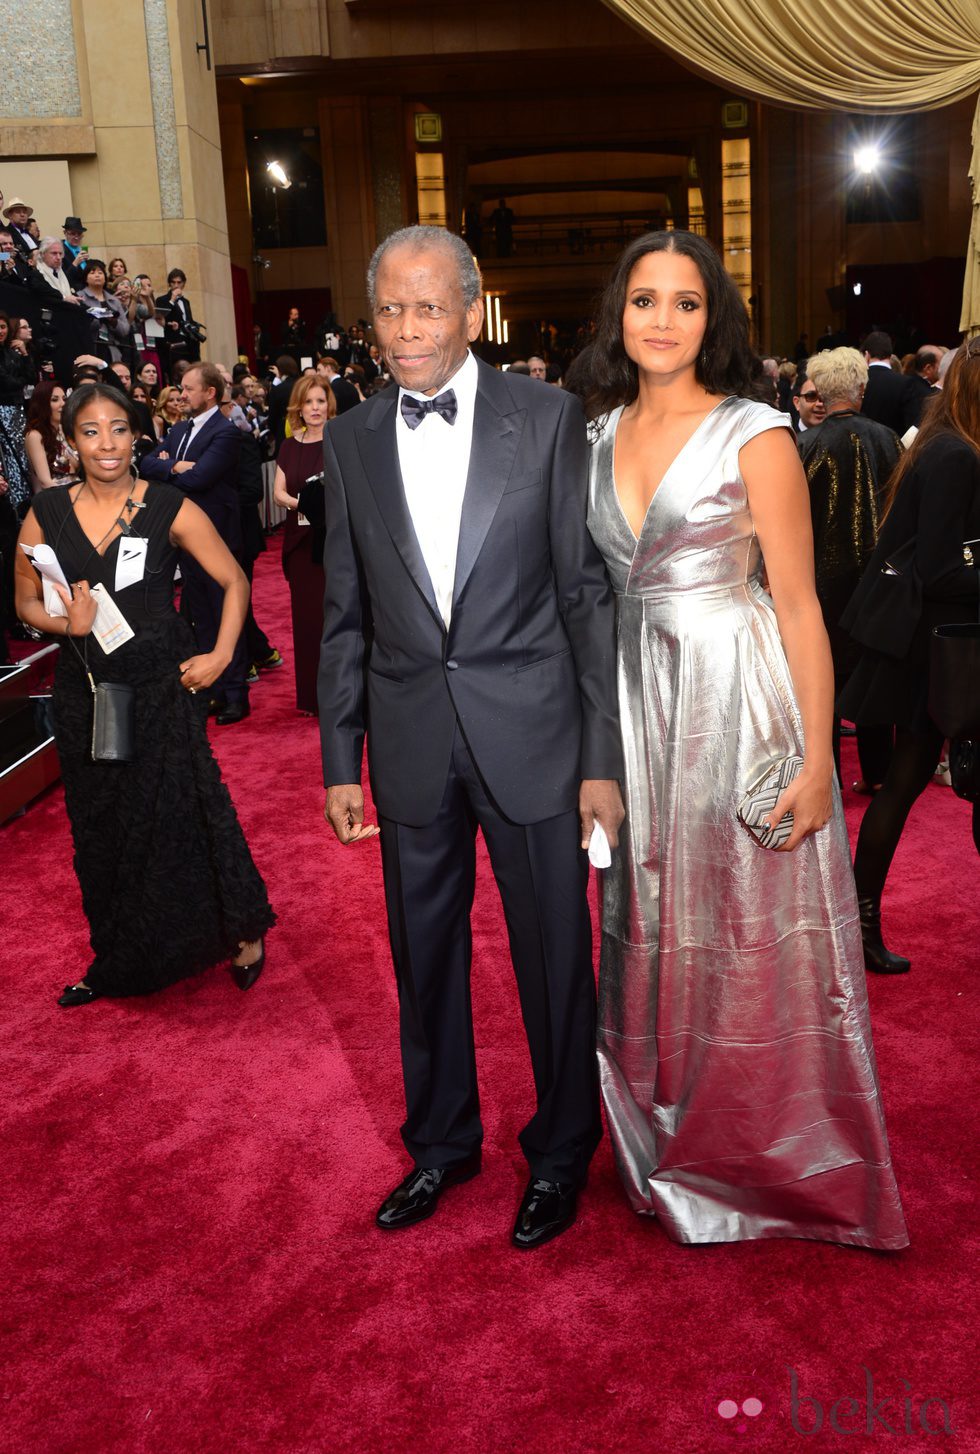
[378, 725, 602, 1185]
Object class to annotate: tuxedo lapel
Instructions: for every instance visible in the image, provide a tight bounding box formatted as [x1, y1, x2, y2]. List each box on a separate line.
[355, 392, 443, 628]
[452, 365, 525, 608]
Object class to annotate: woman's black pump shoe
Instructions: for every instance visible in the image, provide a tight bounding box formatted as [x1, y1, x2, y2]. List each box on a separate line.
[857, 897, 911, 974]
[57, 983, 102, 1007]
[231, 941, 265, 991]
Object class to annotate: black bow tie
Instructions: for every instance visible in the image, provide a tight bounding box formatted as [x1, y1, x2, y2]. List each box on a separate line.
[400, 388, 458, 430]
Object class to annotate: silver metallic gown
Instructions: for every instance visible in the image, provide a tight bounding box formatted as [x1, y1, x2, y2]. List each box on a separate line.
[588, 396, 908, 1249]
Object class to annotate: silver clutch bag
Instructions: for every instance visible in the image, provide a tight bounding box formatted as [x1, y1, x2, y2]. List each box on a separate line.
[737, 755, 804, 850]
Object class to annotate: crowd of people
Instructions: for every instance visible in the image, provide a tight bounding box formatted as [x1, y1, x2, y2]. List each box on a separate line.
[6, 213, 979, 1251]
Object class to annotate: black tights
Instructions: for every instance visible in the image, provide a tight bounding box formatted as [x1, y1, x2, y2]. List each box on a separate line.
[853, 724, 947, 901]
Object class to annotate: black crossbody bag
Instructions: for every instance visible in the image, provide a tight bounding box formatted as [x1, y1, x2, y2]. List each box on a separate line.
[69, 634, 135, 762]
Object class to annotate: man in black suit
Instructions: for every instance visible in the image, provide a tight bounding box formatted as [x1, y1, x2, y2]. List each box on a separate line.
[319, 226, 624, 1249]
[315, 354, 359, 415]
[266, 354, 299, 447]
[861, 331, 907, 434]
[155, 268, 202, 372]
[141, 362, 250, 723]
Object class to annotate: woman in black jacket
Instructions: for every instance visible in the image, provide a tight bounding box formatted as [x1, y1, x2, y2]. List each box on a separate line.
[839, 342, 980, 973]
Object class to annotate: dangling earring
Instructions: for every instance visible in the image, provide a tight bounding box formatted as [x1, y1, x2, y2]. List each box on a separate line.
[130, 444, 139, 479]
[700, 347, 709, 372]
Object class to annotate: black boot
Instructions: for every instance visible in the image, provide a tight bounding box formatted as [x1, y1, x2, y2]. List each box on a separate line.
[857, 897, 911, 974]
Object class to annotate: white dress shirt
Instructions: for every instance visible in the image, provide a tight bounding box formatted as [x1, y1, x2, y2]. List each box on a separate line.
[396, 349, 478, 628]
[178, 404, 219, 458]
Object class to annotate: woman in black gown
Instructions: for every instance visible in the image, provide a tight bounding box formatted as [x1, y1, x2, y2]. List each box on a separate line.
[14, 383, 275, 1006]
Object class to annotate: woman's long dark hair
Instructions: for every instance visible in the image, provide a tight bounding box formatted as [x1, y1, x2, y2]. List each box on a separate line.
[881, 342, 980, 521]
[572, 230, 768, 424]
[25, 380, 64, 467]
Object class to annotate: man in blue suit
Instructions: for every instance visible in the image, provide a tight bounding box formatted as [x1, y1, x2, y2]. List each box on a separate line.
[142, 362, 250, 723]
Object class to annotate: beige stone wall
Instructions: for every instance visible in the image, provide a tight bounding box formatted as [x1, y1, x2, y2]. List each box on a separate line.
[0, 0, 237, 366]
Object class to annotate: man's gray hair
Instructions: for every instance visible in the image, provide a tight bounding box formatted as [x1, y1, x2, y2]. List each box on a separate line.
[38, 236, 61, 254]
[366, 226, 482, 309]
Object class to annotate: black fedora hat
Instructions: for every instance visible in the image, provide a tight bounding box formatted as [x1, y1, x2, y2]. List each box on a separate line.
[63, 216, 86, 233]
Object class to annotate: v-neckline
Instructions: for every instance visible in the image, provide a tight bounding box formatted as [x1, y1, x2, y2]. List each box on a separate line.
[68, 483, 149, 560]
[610, 396, 732, 542]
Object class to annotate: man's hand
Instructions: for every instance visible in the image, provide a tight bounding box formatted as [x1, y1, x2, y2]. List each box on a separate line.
[579, 778, 625, 852]
[324, 784, 380, 845]
[172, 461, 195, 474]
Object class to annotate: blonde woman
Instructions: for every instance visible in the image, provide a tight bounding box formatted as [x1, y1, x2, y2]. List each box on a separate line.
[273, 374, 335, 713]
[153, 385, 184, 440]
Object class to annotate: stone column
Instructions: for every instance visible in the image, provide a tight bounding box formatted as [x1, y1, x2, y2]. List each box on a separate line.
[0, 0, 236, 365]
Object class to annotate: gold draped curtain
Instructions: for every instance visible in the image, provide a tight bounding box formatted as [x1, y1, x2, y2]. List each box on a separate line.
[600, 0, 980, 330]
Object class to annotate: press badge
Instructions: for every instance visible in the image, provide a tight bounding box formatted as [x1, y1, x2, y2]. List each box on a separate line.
[89, 583, 135, 654]
[115, 535, 148, 591]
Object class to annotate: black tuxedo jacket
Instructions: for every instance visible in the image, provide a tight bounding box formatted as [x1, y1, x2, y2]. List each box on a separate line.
[861, 364, 908, 435]
[328, 374, 360, 416]
[267, 374, 297, 447]
[141, 412, 242, 553]
[318, 360, 622, 826]
[900, 374, 938, 432]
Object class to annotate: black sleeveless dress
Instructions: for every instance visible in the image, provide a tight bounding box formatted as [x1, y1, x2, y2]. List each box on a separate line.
[33, 483, 275, 996]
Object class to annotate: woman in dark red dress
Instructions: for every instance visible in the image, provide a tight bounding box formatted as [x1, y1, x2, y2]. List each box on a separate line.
[273, 375, 336, 714]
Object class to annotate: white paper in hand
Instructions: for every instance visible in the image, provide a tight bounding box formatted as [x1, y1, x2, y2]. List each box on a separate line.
[588, 821, 612, 869]
[21, 542, 70, 617]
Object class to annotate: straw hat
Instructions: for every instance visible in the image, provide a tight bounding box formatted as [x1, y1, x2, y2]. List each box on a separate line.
[2, 197, 33, 220]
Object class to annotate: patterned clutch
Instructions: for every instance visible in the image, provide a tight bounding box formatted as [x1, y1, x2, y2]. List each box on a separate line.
[737, 755, 804, 850]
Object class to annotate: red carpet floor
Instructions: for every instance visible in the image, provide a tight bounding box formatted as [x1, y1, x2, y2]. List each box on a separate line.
[2, 538, 977, 1453]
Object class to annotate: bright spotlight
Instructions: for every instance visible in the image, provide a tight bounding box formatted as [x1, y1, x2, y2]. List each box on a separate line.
[266, 160, 291, 189]
[854, 145, 881, 175]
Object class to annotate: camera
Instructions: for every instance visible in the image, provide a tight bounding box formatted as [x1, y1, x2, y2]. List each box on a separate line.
[182, 320, 207, 345]
[37, 306, 58, 368]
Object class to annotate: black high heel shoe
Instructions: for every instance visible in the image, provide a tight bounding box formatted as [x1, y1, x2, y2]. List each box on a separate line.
[231, 940, 265, 991]
[857, 897, 911, 974]
[57, 982, 102, 1008]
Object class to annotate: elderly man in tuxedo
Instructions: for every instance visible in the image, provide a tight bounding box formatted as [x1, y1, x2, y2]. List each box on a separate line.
[141, 362, 250, 723]
[318, 226, 624, 1249]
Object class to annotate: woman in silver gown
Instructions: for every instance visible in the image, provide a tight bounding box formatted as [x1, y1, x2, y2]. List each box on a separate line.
[579, 232, 907, 1249]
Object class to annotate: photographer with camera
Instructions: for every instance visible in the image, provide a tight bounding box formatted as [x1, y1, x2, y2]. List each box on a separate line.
[0, 228, 54, 299]
[156, 268, 205, 376]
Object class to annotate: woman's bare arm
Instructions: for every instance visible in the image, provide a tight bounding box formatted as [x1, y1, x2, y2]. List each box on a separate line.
[742, 427, 835, 851]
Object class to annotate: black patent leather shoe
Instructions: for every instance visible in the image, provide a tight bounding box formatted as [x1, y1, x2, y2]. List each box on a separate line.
[512, 1176, 580, 1249]
[57, 982, 102, 1008]
[376, 1151, 482, 1230]
[231, 940, 265, 991]
[216, 699, 251, 726]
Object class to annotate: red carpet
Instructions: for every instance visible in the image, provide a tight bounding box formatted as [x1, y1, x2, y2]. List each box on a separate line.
[2, 537, 976, 1453]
